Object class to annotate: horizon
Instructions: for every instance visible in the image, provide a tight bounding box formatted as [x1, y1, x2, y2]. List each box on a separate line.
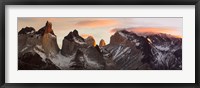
[18, 17, 183, 48]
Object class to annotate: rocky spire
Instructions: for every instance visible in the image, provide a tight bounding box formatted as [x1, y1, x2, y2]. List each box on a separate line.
[99, 39, 106, 47]
[85, 36, 96, 46]
[36, 21, 55, 36]
[46, 21, 52, 29]
[64, 29, 85, 42]
[73, 29, 79, 37]
[42, 21, 59, 58]
[44, 21, 54, 34]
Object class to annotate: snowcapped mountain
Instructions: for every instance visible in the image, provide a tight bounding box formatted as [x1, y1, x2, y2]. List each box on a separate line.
[146, 33, 182, 70]
[103, 30, 153, 70]
[102, 30, 182, 70]
[60, 30, 105, 70]
[18, 22, 182, 70]
[18, 21, 60, 70]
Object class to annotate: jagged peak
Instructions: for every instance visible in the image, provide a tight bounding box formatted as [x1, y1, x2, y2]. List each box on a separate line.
[18, 27, 35, 34]
[44, 21, 53, 34]
[36, 21, 55, 36]
[112, 30, 139, 40]
[73, 29, 79, 37]
[64, 32, 74, 41]
[120, 30, 138, 37]
[85, 36, 96, 46]
[99, 39, 106, 47]
[64, 30, 85, 42]
[45, 21, 52, 29]
[145, 32, 181, 40]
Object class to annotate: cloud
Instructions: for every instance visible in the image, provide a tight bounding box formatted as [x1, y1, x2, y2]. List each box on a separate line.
[109, 27, 182, 37]
[76, 19, 118, 28]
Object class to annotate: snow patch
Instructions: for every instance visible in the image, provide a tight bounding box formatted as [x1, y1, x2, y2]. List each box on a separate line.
[73, 37, 85, 44]
[133, 39, 137, 42]
[135, 42, 140, 46]
[21, 47, 28, 52]
[26, 30, 35, 34]
[118, 32, 127, 38]
[155, 46, 169, 51]
[49, 33, 56, 38]
[51, 52, 74, 69]
[113, 46, 130, 59]
[36, 45, 44, 51]
[83, 54, 102, 69]
[33, 48, 47, 62]
[171, 41, 174, 45]
[35, 34, 41, 38]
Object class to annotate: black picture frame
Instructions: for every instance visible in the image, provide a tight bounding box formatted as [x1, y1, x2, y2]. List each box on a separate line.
[0, 0, 200, 88]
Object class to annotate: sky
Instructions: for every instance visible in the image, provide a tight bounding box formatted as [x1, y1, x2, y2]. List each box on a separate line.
[18, 17, 183, 48]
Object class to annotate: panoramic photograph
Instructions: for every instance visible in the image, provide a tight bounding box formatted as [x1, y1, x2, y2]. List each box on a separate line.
[18, 17, 182, 70]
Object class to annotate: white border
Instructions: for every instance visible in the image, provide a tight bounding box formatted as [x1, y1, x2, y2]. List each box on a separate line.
[5, 5, 195, 83]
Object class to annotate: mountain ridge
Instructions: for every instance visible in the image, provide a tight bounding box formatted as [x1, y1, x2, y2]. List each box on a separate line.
[18, 21, 182, 70]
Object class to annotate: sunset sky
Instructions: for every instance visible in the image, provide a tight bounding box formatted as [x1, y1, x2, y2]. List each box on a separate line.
[18, 17, 182, 48]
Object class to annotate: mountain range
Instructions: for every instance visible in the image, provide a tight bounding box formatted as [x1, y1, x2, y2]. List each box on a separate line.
[18, 21, 182, 70]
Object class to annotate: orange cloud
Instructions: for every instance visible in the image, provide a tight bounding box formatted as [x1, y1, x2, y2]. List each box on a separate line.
[76, 19, 118, 28]
[131, 27, 177, 33]
[110, 27, 182, 38]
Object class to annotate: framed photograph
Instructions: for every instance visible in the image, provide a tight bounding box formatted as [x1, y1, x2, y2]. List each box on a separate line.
[0, 0, 199, 88]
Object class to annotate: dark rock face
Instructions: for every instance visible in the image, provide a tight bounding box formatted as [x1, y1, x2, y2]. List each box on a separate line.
[83, 46, 105, 69]
[61, 30, 86, 56]
[103, 30, 182, 70]
[146, 33, 182, 70]
[61, 39, 81, 56]
[147, 33, 182, 47]
[64, 30, 84, 42]
[104, 44, 152, 70]
[18, 27, 35, 35]
[69, 50, 85, 70]
[136, 37, 153, 63]
[64, 32, 74, 41]
[174, 49, 182, 69]
[174, 49, 182, 58]
[18, 52, 60, 70]
[18, 27, 37, 52]
[18, 30, 42, 55]
[36, 27, 45, 35]
[95, 45, 101, 53]
[68, 47, 105, 70]
[61, 30, 105, 70]
[18, 21, 59, 57]
[18, 21, 60, 70]
[106, 30, 153, 70]
[73, 30, 79, 37]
